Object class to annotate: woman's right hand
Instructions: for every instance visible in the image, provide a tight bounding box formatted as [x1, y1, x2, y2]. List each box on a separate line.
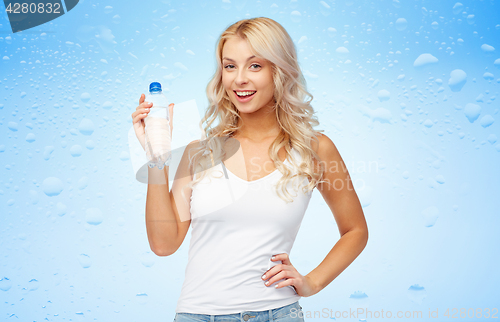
[131, 93, 174, 151]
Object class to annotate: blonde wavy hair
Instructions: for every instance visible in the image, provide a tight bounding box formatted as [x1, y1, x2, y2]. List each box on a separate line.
[182, 17, 326, 203]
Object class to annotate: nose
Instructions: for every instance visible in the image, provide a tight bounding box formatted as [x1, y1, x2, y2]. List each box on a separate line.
[235, 69, 249, 86]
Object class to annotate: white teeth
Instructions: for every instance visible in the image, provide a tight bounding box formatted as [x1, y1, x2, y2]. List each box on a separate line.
[236, 91, 256, 96]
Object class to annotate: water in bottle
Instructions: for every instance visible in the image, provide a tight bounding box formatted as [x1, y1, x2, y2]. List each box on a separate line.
[144, 82, 172, 170]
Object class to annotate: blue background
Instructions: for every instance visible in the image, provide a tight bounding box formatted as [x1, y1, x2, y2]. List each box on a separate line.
[1, 0, 499, 321]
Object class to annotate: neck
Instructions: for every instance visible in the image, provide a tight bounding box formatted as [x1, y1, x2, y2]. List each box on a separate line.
[233, 104, 281, 142]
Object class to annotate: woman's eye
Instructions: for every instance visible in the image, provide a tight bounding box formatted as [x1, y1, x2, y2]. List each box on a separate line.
[224, 64, 261, 70]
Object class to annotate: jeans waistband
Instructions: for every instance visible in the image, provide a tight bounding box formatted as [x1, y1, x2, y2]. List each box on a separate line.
[175, 300, 303, 322]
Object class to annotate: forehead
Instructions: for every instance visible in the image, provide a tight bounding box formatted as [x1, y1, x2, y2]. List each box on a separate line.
[222, 36, 255, 57]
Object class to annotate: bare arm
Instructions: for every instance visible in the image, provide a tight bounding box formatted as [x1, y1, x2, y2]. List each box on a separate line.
[131, 94, 194, 257]
[145, 140, 198, 256]
[305, 133, 369, 293]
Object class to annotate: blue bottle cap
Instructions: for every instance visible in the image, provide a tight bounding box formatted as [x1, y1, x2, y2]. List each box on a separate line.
[149, 82, 162, 92]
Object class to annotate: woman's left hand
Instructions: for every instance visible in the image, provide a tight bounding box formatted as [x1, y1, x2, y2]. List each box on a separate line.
[262, 253, 319, 297]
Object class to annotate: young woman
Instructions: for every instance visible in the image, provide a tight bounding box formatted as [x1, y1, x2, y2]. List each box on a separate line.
[131, 17, 368, 322]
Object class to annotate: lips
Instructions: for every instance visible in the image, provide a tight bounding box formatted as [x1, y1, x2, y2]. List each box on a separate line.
[234, 90, 256, 102]
[234, 91, 256, 97]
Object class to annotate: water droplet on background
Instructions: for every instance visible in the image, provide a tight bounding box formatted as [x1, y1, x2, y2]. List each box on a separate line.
[78, 254, 92, 268]
[435, 175, 445, 184]
[81, 92, 91, 103]
[423, 119, 434, 128]
[348, 290, 369, 307]
[448, 69, 467, 92]
[78, 176, 89, 190]
[408, 284, 427, 304]
[483, 72, 494, 80]
[453, 2, 464, 15]
[0, 277, 12, 291]
[42, 177, 64, 197]
[119, 151, 130, 161]
[327, 27, 337, 37]
[319, 1, 331, 16]
[78, 118, 95, 135]
[136, 292, 148, 304]
[86, 140, 96, 150]
[55, 202, 67, 217]
[395, 18, 407, 31]
[85, 208, 103, 225]
[481, 44, 495, 53]
[70, 145, 83, 157]
[464, 103, 481, 123]
[8, 122, 18, 131]
[102, 101, 113, 110]
[43, 146, 55, 160]
[140, 252, 155, 267]
[112, 14, 121, 24]
[480, 115, 494, 128]
[413, 53, 438, 68]
[28, 278, 39, 291]
[29, 190, 39, 204]
[377, 89, 390, 102]
[421, 206, 439, 227]
[291, 11, 301, 23]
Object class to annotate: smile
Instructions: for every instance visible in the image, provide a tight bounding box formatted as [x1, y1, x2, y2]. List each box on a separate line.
[234, 90, 256, 102]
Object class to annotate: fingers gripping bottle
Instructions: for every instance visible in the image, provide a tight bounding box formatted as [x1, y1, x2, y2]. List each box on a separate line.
[144, 82, 172, 170]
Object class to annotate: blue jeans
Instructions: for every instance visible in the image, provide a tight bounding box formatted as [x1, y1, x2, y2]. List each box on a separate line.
[174, 301, 304, 322]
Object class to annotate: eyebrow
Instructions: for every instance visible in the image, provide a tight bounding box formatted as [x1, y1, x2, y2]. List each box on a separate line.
[222, 55, 256, 62]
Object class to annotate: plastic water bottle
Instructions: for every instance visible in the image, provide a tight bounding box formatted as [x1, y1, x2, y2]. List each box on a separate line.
[144, 82, 172, 170]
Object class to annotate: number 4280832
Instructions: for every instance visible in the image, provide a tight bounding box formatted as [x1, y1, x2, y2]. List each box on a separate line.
[5, 2, 61, 14]
[443, 308, 498, 319]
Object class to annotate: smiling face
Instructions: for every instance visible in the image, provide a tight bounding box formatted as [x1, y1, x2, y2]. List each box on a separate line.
[221, 36, 275, 115]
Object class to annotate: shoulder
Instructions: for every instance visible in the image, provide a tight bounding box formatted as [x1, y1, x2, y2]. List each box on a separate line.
[311, 133, 337, 157]
[184, 139, 201, 158]
[181, 139, 201, 168]
[310, 133, 344, 173]
[188, 139, 200, 145]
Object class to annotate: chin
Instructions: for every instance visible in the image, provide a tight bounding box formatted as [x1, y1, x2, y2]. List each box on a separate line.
[234, 105, 258, 114]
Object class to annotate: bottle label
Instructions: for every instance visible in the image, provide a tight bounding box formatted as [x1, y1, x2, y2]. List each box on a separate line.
[144, 117, 171, 168]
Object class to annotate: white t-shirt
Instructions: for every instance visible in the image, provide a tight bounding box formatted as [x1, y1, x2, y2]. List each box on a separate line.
[175, 147, 313, 314]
